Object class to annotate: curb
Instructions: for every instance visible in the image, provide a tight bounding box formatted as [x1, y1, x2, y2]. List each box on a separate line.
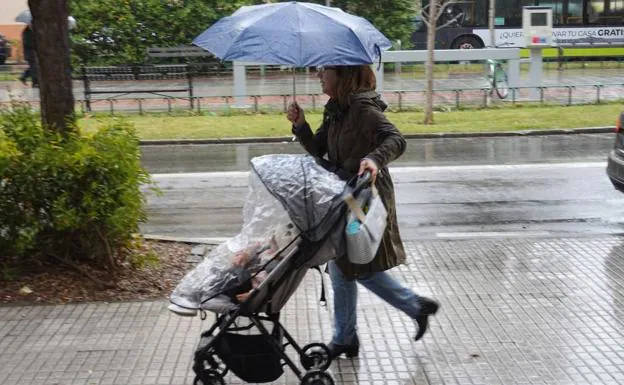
[139, 126, 614, 145]
[143, 234, 225, 245]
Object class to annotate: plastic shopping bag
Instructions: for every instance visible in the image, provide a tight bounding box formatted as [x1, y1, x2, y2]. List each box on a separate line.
[344, 186, 387, 264]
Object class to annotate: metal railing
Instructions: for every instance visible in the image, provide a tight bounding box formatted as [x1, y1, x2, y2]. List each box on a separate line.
[45, 82, 622, 115]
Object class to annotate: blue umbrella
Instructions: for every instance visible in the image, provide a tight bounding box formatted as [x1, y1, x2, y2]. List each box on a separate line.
[193, 1, 391, 67]
[193, 2, 392, 98]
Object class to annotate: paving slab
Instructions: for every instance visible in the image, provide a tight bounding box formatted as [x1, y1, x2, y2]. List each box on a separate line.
[0, 236, 622, 385]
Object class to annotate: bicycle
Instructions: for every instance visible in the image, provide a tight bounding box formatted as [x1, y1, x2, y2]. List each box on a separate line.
[486, 58, 509, 99]
[485, 42, 514, 100]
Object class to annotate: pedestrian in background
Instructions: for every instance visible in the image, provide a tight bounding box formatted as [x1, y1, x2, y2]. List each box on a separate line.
[19, 24, 38, 88]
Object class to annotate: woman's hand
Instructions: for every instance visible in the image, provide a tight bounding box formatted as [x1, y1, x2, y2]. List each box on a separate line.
[287, 101, 306, 128]
[358, 158, 379, 184]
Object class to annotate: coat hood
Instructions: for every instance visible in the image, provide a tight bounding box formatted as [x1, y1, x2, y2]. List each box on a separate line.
[326, 90, 388, 120]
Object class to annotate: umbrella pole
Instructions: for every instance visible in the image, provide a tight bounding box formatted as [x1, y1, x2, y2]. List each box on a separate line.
[292, 67, 297, 102]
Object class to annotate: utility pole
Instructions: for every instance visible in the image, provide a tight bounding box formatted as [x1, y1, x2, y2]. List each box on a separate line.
[326, 0, 332, 6]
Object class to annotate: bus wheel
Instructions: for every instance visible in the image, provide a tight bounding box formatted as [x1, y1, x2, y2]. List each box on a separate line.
[452, 36, 483, 50]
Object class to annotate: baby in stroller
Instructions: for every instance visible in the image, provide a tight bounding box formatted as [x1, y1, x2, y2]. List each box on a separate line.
[168, 227, 291, 316]
[225, 235, 280, 302]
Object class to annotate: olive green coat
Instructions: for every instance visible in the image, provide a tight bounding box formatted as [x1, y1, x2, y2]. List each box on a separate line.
[293, 90, 407, 279]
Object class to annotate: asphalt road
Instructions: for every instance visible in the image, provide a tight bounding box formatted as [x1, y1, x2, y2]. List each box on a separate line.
[141, 134, 624, 241]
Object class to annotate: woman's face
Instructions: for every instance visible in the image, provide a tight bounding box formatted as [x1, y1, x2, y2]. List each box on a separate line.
[317, 66, 338, 98]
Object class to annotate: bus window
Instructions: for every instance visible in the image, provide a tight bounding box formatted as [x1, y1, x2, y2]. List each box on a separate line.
[600, 0, 624, 25]
[587, 0, 601, 23]
[413, 16, 426, 32]
[562, 0, 584, 24]
[496, 0, 536, 27]
[430, 1, 482, 27]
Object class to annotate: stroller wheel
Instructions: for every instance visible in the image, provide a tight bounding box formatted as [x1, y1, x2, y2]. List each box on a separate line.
[300, 370, 335, 385]
[194, 354, 228, 379]
[300, 343, 331, 371]
[194, 369, 225, 385]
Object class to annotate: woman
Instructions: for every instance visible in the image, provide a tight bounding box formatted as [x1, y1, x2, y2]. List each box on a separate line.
[287, 65, 439, 359]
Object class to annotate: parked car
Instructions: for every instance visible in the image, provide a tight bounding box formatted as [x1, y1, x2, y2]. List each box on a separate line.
[0, 33, 11, 64]
[606, 112, 624, 192]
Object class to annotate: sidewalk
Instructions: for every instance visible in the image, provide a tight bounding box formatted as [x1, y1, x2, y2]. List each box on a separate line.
[0, 235, 622, 385]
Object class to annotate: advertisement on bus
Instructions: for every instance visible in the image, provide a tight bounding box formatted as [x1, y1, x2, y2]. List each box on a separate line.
[474, 26, 624, 47]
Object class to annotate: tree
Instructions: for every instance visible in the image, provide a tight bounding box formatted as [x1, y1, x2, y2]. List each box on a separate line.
[29, 0, 75, 135]
[67, 0, 417, 66]
[318, 0, 416, 49]
[69, 0, 253, 66]
[420, 1, 463, 124]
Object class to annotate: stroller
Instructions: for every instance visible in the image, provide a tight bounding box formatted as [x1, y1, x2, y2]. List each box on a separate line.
[169, 154, 372, 385]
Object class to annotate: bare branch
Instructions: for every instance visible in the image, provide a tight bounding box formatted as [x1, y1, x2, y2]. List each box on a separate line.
[420, 0, 462, 23]
[420, 4, 432, 27]
[435, 1, 461, 20]
[436, 12, 464, 30]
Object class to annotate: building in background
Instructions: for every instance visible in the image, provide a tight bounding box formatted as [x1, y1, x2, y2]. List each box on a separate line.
[0, 0, 29, 63]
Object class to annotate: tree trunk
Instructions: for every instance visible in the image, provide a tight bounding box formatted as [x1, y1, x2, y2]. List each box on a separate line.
[489, 0, 496, 47]
[28, 0, 75, 135]
[424, 0, 438, 125]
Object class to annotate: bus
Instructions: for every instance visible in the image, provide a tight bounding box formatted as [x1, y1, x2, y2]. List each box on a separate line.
[411, 0, 624, 54]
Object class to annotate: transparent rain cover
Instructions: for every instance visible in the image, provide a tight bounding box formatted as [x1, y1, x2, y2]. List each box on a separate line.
[170, 154, 347, 310]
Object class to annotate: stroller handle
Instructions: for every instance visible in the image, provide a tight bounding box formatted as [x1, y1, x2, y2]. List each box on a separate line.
[350, 171, 372, 197]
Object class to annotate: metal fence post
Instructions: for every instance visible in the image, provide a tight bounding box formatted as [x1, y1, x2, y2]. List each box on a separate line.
[138, 98, 144, 115]
[595, 84, 603, 104]
[187, 64, 194, 110]
[566, 86, 574, 106]
[454, 90, 461, 109]
[82, 66, 92, 112]
[253, 96, 259, 112]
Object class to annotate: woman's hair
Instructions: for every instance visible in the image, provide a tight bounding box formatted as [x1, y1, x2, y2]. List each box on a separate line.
[334, 65, 377, 106]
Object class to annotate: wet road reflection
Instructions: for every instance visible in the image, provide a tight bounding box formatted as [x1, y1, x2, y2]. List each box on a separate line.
[140, 134, 614, 174]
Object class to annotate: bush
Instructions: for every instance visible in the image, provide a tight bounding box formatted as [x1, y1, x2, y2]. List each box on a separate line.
[0, 104, 154, 277]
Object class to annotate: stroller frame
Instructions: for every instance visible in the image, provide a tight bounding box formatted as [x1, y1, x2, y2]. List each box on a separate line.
[192, 236, 336, 385]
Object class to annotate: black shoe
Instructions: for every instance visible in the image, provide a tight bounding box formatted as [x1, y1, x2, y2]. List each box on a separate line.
[327, 335, 359, 359]
[413, 297, 439, 341]
[19, 76, 27, 86]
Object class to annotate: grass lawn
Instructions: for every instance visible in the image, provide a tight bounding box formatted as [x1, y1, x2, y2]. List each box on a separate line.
[79, 103, 623, 140]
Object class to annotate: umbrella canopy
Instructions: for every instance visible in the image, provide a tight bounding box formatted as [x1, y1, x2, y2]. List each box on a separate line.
[15, 10, 76, 29]
[193, 1, 392, 67]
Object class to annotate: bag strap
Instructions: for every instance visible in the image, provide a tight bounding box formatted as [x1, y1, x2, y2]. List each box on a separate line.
[344, 193, 367, 222]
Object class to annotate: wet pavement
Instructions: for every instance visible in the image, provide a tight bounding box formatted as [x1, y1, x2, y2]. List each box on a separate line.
[0, 235, 623, 385]
[2, 133, 624, 385]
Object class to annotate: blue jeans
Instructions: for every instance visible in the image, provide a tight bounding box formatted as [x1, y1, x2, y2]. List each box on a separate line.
[328, 260, 423, 345]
